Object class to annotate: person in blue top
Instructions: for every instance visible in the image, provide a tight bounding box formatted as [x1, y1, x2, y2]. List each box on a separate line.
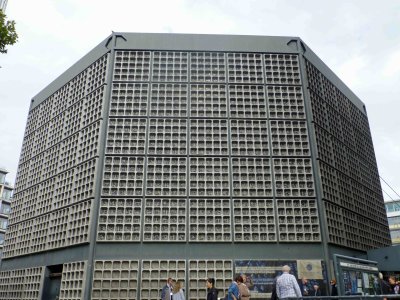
[227, 275, 243, 300]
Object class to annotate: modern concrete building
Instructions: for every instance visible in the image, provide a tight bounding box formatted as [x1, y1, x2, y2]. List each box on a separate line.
[0, 168, 12, 260]
[385, 200, 400, 245]
[0, 33, 391, 299]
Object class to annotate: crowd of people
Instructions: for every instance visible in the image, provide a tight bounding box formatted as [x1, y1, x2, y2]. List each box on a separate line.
[160, 274, 251, 300]
[161, 268, 400, 300]
[269, 265, 351, 299]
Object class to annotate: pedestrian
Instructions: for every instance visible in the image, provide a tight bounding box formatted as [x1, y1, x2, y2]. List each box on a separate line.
[239, 274, 251, 300]
[227, 275, 243, 300]
[330, 279, 338, 296]
[312, 284, 321, 296]
[206, 277, 218, 300]
[379, 273, 391, 295]
[172, 280, 185, 300]
[388, 276, 399, 294]
[161, 277, 174, 300]
[243, 274, 254, 290]
[276, 265, 302, 299]
[299, 277, 311, 296]
[270, 276, 278, 300]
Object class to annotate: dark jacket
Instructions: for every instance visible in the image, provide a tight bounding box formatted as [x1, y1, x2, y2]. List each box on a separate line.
[381, 279, 392, 295]
[313, 289, 322, 297]
[331, 285, 338, 296]
[161, 284, 172, 300]
[270, 283, 278, 300]
[299, 282, 311, 296]
[207, 287, 218, 300]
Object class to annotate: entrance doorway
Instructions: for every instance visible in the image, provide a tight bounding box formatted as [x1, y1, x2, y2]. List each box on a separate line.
[41, 265, 63, 300]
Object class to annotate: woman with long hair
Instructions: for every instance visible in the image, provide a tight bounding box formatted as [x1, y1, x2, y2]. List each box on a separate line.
[172, 280, 186, 300]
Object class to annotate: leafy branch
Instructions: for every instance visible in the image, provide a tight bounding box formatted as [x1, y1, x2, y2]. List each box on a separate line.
[0, 9, 18, 54]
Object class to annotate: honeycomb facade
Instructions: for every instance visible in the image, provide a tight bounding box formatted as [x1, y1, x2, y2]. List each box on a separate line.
[0, 33, 390, 299]
[305, 61, 390, 250]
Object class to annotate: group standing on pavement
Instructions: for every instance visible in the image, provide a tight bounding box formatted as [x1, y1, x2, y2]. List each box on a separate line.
[162, 267, 400, 300]
[161, 277, 186, 300]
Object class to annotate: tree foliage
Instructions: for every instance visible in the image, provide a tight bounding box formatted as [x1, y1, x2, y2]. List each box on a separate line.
[0, 9, 18, 54]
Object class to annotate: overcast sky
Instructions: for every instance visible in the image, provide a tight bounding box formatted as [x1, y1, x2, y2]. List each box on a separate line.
[0, 0, 399, 200]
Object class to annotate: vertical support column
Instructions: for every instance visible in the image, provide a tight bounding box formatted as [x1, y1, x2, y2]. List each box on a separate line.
[83, 36, 116, 300]
[297, 41, 332, 284]
[225, 52, 235, 248]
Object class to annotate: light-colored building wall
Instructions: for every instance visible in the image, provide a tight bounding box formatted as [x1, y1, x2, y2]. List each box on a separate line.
[385, 200, 400, 245]
[0, 168, 12, 259]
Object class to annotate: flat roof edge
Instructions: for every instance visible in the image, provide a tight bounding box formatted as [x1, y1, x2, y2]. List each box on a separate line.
[111, 32, 301, 52]
[30, 33, 366, 114]
[30, 35, 112, 110]
[29, 33, 302, 110]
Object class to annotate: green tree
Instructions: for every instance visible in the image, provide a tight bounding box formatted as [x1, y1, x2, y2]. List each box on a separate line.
[0, 9, 18, 54]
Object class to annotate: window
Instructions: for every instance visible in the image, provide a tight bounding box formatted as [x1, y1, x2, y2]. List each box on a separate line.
[385, 202, 400, 213]
[1, 188, 12, 200]
[0, 173, 5, 185]
[0, 218, 8, 230]
[0, 232, 4, 245]
[0, 203, 10, 215]
[390, 229, 400, 244]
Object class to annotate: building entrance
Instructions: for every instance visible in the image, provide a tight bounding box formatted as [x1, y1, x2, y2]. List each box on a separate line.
[41, 265, 63, 300]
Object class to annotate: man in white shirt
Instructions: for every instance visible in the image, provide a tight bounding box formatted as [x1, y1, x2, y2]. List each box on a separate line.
[276, 265, 302, 299]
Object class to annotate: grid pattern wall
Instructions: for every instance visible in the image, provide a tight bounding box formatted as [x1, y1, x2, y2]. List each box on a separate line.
[4, 54, 109, 258]
[146, 157, 187, 196]
[305, 60, 391, 250]
[233, 199, 276, 242]
[189, 199, 231, 242]
[188, 260, 233, 300]
[92, 260, 139, 300]
[277, 199, 320, 242]
[143, 199, 186, 242]
[59, 261, 87, 300]
[0, 266, 44, 300]
[98, 198, 142, 242]
[141, 260, 186, 300]
[99, 50, 320, 243]
[3, 199, 93, 258]
[87, 259, 296, 300]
